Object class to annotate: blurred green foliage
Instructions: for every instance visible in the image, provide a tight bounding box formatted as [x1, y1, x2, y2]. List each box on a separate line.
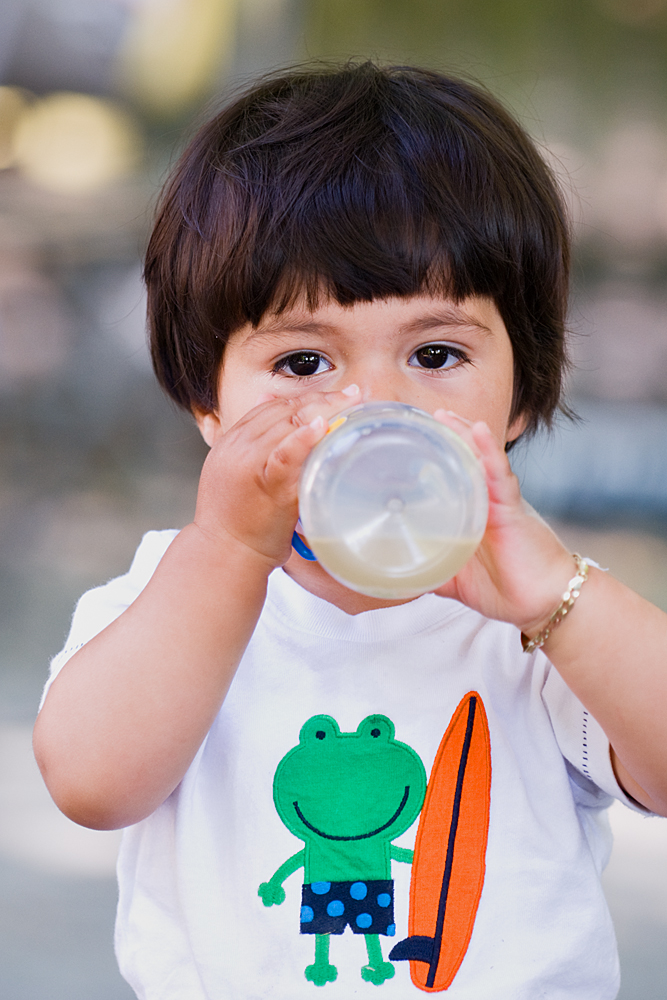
[304, 0, 667, 128]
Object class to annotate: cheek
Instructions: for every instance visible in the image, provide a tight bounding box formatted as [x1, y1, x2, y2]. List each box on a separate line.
[218, 394, 242, 433]
[468, 364, 516, 443]
[216, 366, 259, 432]
[485, 339, 515, 409]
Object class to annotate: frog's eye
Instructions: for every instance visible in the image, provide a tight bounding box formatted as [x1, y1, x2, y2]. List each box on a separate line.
[299, 715, 340, 744]
[357, 715, 395, 742]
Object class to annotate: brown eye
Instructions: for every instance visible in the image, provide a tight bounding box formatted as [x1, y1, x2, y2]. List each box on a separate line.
[277, 352, 331, 377]
[411, 345, 459, 370]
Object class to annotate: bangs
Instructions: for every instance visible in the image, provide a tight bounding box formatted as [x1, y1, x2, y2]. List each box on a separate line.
[146, 63, 569, 430]
[249, 224, 454, 321]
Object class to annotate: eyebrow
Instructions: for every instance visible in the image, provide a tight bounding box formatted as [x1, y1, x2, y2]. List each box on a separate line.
[245, 318, 337, 341]
[399, 308, 494, 337]
[245, 304, 494, 342]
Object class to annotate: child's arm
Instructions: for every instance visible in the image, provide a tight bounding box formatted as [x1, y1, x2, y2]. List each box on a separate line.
[434, 412, 667, 816]
[33, 387, 359, 831]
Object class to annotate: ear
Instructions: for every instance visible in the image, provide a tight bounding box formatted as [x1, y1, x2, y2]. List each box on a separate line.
[194, 408, 223, 448]
[505, 410, 529, 446]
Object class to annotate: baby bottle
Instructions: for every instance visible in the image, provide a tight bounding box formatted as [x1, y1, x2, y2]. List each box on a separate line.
[297, 402, 488, 599]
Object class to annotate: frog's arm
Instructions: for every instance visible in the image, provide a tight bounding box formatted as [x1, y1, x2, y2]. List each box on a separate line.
[258, 849, 305, 906]
[390, 845, 414, 864]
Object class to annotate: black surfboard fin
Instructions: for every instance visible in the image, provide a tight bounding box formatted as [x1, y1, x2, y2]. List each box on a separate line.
[389, 935, 435, 964]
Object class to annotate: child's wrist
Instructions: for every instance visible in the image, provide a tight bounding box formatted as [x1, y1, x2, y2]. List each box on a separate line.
[519, 554, 591, 653]
[183, 520, 285, 576]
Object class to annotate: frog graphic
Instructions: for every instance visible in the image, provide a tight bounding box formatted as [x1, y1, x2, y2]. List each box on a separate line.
[258, 714, 427, 986]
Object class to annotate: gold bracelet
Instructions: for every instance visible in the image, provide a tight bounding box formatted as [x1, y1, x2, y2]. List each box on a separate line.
[521, 554, 589, 654]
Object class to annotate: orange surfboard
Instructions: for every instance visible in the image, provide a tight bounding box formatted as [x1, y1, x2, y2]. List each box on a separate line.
[390, 692, 491, 991]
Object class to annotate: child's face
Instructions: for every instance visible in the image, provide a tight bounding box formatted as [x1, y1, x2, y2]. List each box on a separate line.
[206, 293, 525, 446]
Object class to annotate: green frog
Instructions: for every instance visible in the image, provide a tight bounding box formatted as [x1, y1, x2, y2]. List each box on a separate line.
[259, 714, 426, 986]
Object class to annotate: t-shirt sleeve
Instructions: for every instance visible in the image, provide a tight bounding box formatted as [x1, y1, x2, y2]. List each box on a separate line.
[39, 529, 180, 710]
[542, 659, 649, 813]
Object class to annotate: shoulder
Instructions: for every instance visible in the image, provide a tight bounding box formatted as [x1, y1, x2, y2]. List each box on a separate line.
[42, 529, 180, 705]
[73, 529, 180, 621]
[82, 526, 179, 616]
[125, 529, 180, 590]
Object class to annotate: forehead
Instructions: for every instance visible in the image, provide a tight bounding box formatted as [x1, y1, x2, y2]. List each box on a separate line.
[230, 293, 508, 349]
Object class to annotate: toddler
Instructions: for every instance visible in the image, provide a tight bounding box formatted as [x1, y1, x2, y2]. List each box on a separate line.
[34, 63, 667, 999]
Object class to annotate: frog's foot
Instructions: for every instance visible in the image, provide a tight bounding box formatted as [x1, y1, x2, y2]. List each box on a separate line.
[362, 935, 394, 985]
[305, 934, 337, 986]
[361, 961, 395, 985]
[305, 961, 337, 986]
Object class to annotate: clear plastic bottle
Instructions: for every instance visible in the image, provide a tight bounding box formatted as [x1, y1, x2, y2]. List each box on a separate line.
[298, 402, 488, 598]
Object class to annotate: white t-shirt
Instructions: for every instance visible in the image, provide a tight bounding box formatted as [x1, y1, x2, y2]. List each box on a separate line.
[44, 530, 641, 1000]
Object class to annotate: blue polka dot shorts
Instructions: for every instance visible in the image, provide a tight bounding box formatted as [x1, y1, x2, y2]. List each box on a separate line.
[300, 879, 395, 936]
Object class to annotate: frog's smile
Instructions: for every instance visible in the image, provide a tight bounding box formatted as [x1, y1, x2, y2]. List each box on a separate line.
[293, 785, 411, 841]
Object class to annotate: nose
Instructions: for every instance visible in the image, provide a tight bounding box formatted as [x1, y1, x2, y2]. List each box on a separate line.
[352, 368, 403, 405]
[351, 367, 432, 411]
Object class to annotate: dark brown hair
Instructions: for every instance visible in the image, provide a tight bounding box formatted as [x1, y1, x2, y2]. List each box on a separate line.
[145, 62, 570, 436]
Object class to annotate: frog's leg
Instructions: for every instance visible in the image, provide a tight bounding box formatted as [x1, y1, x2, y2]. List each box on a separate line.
[361, 934, 395, 985]
[305, 933, 337, 986]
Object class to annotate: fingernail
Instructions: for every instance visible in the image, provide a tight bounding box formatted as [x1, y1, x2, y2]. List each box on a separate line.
[342, 384, 360, 397]
[310, 415, 325, 430]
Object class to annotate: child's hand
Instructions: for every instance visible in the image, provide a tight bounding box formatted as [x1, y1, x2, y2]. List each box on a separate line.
[432, 411, 574, 637]
[193, 386, 361, 568]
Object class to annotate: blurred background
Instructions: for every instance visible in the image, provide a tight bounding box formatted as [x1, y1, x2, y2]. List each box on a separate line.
[0, 0, 666, 996]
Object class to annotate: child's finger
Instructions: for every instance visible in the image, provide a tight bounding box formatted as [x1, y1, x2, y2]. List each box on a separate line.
[470, 421, 512, 480]
[470, 420, 523, 508]
[264, 416, 328, 490]
[231, 385, 360, 443]
[226, 395, 313, 445]
[287, 384, 360, 428]
[433, 409, 482, 459]
[433, 410, 521, 509]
